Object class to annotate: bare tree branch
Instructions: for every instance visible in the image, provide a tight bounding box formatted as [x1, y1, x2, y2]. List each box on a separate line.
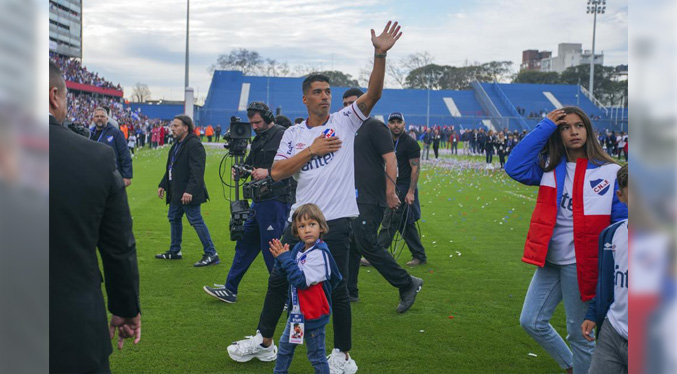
[131, 82, 151, 102]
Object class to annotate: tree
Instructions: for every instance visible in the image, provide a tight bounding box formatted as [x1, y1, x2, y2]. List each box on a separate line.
[131, 82, 151, 102]
[262, 58, 291, 77]
[404, 64, 448, 90]
[439, 65, 481, 90]
[210, 48, 263, 75]
[308, 70, 359, 88]
[513, 70, 561, 84]
[293, 63, 321, 77]
[476, 61, 514, 82]
[560, 64, 627, 106]
[403, 60, 516, 90]
[387, 51, 435, 88]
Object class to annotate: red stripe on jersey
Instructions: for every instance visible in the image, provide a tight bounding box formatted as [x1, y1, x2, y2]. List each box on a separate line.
[298, 283, 330, 320]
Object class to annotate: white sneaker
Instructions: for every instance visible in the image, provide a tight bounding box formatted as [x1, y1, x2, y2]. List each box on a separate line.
[327, 348, 358, 374]
[227, 330, 277, 362]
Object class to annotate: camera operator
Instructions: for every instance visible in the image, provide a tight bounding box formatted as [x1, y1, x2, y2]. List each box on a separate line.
[203, 102, 291, 303]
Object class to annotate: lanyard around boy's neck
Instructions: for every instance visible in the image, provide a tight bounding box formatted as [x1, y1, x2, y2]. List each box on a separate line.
[290, 239, 321, 314]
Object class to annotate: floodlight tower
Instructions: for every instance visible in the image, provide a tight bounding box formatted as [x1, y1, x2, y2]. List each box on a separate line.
[586, 0, 605, 97]
[185, 0, 189, 90]
[184, 0, 193, 118]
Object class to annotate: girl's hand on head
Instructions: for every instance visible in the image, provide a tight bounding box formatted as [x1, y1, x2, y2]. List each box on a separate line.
[546, 109, 567, 125]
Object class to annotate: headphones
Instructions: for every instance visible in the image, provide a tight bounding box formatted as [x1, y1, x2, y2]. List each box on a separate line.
[247, 102, 275, 124]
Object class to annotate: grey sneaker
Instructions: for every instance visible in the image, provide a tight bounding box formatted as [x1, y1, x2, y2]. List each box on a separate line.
[406, 258, 426, 266]
[203, 286, 237, 303]
[396, 276, 423, 313]
[194, 254, 220, 267]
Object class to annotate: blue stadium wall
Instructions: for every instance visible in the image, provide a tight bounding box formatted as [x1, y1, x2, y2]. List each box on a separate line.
[194, 71, 625, 133]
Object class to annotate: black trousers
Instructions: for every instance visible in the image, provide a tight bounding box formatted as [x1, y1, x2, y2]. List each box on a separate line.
[257, 218, 353, 352]
[433, 143, 440, 158]
[451, 142, 458, 154]
[377, 197, 427, 262]
[486, 148, 494, 163]
[347, 203, 412, 298]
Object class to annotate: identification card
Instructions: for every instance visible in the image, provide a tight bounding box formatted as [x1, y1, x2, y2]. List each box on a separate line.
[169, 168, 173, 181]
[288, 313, 305, 345]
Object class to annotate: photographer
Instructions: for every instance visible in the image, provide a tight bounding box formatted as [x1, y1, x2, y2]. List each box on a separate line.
[203, 102, 291, 303]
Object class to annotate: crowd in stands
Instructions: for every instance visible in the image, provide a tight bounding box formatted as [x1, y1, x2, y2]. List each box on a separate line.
[66, 90, 170, 148]
[50, 52, 123, 91]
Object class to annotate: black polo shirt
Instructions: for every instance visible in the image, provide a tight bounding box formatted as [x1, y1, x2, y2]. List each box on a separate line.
[393, 132, 420, 186]
[354, 118, 394, 207]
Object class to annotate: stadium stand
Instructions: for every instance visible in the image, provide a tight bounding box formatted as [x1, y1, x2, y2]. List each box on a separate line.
[128, 103, 192, 122]
[199, 71, 625, 134]
[51, 53, 167, 133]
[50, 52, 122, 91]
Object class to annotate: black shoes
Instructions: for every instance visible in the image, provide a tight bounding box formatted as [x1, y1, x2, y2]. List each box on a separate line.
[155, 251, 182, 259]
[194, 254, 220, 267]
[397, 276, 423, 313]
[203, 286, 237, 303]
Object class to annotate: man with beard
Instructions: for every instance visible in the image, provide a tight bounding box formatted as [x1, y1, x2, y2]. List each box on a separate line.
[377, 112, 427, 266]
[343, 88, 423, 312]
[226, 21, 403, 374]
[155, 115, 219, 267]
[90, 107, 133, 187]
[203, 102, 291, 302]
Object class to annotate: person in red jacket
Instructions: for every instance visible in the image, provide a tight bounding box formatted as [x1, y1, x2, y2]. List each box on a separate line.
[159, 125, 166, 147]
[505, 107, 627, 374]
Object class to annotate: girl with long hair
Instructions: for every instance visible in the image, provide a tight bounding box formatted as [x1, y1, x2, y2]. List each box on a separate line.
[505, 107, 627, 374]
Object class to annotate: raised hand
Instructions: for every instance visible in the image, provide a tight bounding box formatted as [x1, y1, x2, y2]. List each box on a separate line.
[371, 21, 403, 54]
[269, 238, 289, 258]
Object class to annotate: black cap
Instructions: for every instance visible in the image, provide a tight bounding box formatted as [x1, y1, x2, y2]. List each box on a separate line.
[388, 112, 405, 122]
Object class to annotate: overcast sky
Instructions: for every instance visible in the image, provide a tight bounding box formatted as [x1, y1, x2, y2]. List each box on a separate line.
[81, 0, 628, 102]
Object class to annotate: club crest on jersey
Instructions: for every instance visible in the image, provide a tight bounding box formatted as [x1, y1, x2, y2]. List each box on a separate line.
[323, 129, 336, 138]
[107, 136, 114, 142]
[590, 179, 610, 196]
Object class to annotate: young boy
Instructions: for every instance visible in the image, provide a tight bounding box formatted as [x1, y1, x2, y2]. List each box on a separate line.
[269, 203, 342, 374]
[581, 164, 629, 373]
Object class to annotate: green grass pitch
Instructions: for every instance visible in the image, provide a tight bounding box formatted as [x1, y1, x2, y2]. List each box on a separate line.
[108, 145, 570, 373]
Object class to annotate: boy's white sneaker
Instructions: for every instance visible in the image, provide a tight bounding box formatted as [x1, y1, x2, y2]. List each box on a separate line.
[327, 348, 358, 374]
[227, 330, 277, 362]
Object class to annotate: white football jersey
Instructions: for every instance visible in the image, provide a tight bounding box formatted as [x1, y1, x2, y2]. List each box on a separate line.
[275, 102, 366, 221]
